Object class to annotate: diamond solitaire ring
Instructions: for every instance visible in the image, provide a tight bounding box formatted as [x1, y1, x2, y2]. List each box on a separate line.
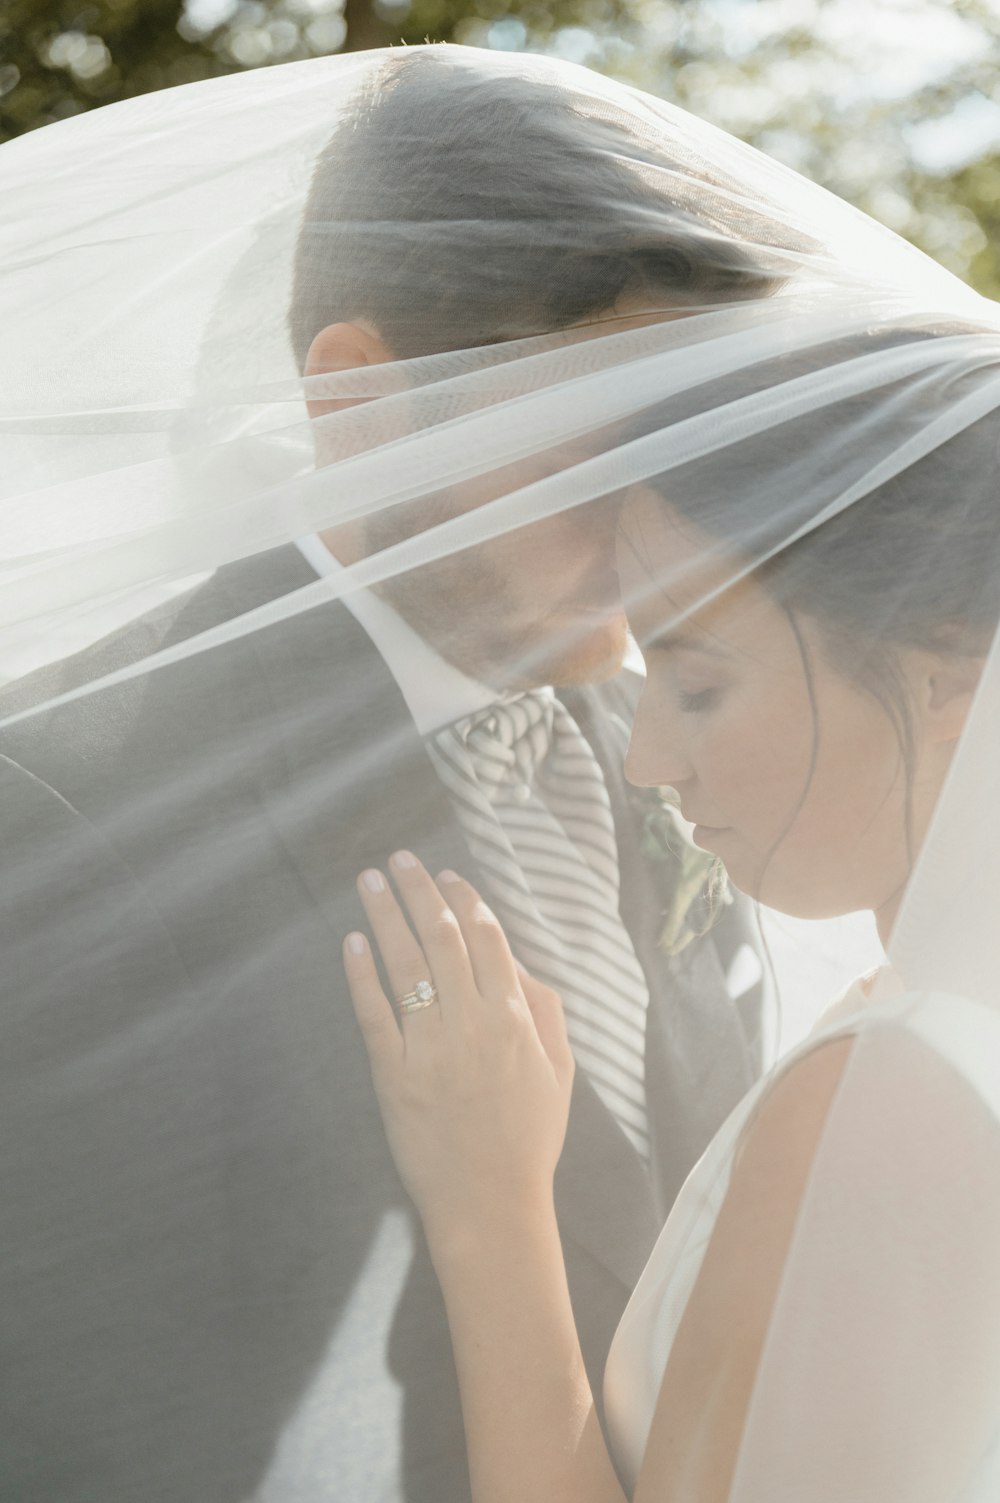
[398, 979, 439, 1014]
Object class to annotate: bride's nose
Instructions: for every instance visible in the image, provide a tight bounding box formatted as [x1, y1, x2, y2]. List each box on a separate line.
[624, 692, 696, 789]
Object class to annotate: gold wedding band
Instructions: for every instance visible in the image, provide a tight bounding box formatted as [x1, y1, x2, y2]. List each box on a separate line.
[398, 980, 439, 1014]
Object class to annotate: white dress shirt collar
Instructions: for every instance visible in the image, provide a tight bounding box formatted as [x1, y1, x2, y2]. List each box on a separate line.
[295, 535, 526, 737]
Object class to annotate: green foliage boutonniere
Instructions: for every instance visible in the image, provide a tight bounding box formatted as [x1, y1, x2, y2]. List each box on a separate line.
[634, 786, 730, 956]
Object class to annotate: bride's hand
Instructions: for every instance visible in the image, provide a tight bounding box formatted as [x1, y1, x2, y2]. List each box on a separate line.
[343, 851, 574, 1246]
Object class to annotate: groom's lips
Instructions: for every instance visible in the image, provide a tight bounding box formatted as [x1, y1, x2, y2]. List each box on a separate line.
[553, 601, 627, 630]
[562, 583, 623, 613]
[574, 605, 624, 620]
[560, 572, 624, 615]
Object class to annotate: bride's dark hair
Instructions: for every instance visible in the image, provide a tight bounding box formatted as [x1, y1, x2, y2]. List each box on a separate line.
[672, 324, 999, 645]
[640, 320, 1000, 851]
[289, 49, 812, 363]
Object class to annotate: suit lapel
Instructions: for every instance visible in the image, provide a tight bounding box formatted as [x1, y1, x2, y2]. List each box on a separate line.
[554, 1069, 662, 1286]
[214, 549, 467, 922]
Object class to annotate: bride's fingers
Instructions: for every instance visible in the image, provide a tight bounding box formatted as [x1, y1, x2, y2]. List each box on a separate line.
[342, 932, 404, 1087]
[356, 868, 445, 1030]
[434, 869, 521, 1003]
[387, 852, 479, 1014]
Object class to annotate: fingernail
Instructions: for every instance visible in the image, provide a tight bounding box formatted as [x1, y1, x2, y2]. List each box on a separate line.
[346, 932, 366, 955]
[391, 850, 418, 870]
[361, 869, 386, 893]
[437, 869, 461, 884]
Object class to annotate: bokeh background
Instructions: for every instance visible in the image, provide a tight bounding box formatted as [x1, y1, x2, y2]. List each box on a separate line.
[3, 0, 1000, 298]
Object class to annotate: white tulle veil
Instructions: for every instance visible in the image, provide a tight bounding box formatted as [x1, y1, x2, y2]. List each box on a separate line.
[2, 43, 999, 1501]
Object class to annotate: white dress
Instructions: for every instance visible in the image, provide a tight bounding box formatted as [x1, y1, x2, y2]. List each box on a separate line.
[604, 971, 1000, 1499]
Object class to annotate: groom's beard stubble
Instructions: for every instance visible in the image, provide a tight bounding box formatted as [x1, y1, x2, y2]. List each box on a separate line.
[370, 542, 628, 692]
[363, 499, 629, 692]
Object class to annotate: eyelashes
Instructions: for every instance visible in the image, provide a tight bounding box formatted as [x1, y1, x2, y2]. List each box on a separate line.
[640, 642, 727, 715]
[677, 686, 721, 713]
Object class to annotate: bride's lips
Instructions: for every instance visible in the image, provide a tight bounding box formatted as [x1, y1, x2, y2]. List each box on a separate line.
[678, 803, 727, 830]
[690, 821, 732, 848]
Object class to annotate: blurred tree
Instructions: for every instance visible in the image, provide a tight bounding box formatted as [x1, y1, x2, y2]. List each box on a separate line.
[1, 0, 220, 139]
[0, 0, 628, 143]
[2, 0, 999, 297]
[948, 151, 1000, 295]
[541, 0, 1000, 297]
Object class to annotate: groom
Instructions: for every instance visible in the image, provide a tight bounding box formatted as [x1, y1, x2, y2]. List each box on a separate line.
[0, 52, 767, 1503]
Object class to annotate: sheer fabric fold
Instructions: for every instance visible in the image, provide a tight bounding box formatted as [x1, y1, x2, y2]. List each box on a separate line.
[3, 42, 1000, 1502]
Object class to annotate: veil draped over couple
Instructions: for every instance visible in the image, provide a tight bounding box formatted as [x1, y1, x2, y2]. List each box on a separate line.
[3, 42, 1000, 1503]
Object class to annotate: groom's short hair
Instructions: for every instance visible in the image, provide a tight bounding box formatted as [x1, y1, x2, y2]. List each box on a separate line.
[289, 49, 802, 364]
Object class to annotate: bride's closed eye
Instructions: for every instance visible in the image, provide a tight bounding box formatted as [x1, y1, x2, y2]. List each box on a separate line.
[676, 684, 722, 713]
[649, 645, 728, 715]
[633, 639, 729, 716]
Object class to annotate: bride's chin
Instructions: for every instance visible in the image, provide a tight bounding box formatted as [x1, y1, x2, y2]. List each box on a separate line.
[717, 848, 861, 920]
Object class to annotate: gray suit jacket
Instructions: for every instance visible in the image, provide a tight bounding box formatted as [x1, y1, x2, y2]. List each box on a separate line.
[0, 547, 763, 1502]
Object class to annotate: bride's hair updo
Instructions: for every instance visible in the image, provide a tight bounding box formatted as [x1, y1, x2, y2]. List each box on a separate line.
[289, 49, 812, 362]
[671, 326, 999, 632]
[642, 321, 1000, 791]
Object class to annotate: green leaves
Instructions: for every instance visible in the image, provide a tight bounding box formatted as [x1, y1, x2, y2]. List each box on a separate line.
[635, 787, 730, 958]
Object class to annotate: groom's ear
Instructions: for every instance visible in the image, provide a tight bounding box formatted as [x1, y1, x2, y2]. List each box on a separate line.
[303, 321, 396, 421]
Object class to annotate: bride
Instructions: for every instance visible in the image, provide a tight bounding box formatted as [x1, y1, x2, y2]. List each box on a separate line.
[342, 328, 1000, 1502]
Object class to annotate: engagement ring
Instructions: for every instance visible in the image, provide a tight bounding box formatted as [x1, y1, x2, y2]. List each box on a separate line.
[398, 980, 438, 1014]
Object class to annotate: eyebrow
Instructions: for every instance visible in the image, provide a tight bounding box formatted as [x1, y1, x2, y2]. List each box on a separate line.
[639, 624, 731, 657]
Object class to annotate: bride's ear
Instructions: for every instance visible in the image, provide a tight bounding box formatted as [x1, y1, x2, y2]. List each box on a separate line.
[303, 321, 395, 420]
[924, 650, 986, 744]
